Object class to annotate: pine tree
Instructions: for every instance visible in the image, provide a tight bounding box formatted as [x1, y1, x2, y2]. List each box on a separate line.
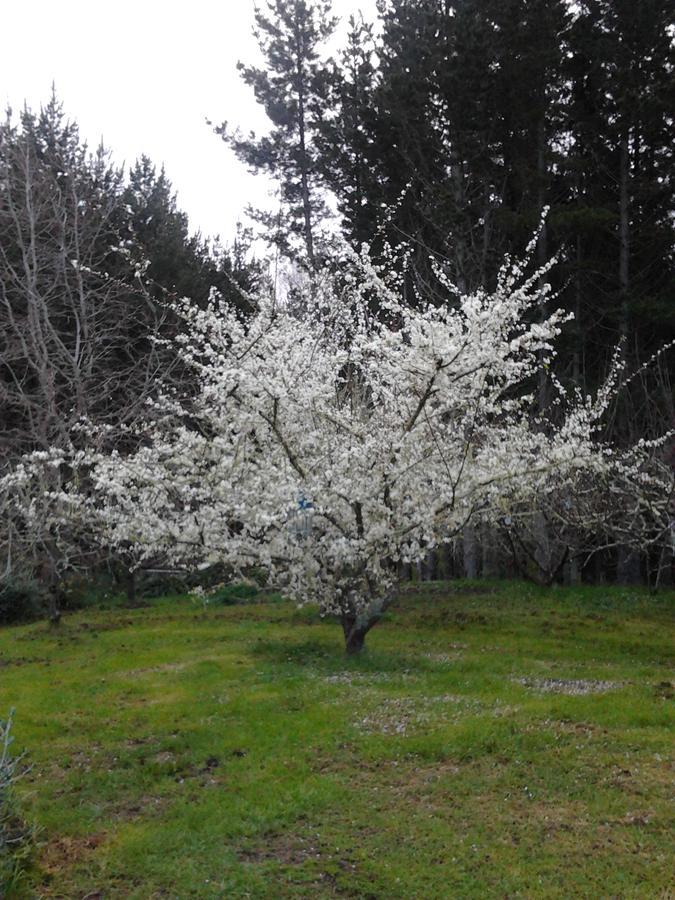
[316, 14, 381, 247]
[124, 157, 259, 309]
[564, 0, 674, 408]
[216, 0, 337, 267]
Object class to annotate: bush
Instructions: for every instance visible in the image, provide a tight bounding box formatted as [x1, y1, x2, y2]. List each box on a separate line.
[210, 582, 260, 604]
[137, 564, 234, 599]
[192, 580, 286, 607]
[0, 579, 42, 625]
[0, 712, 33, 896]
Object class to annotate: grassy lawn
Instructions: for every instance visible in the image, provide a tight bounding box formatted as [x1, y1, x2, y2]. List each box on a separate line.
[0, 581, 673, 898]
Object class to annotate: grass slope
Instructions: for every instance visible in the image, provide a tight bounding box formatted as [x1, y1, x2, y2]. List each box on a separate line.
[0, 582, 673, 898]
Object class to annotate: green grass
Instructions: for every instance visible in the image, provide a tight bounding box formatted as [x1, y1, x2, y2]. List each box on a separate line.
[0, 581, 673, 898]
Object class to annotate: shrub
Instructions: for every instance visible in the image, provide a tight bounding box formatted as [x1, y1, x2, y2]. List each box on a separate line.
[210, 582, 260, 604]
[0, 579, 42, 625]
[191, 580, 287, 607]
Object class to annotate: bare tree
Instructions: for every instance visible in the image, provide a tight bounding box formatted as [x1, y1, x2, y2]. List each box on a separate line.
[0, 99, 178, 607]
[0, 100, 172, 463]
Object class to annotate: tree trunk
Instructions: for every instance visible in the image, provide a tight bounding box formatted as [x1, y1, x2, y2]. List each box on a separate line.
[617, 547, 641, 585]
[399, 561, 413, 581]
[443, 543, 454, 580]
[481, 524, 498, 578]
[341, 614, 369, 655]
[566, 554, 581, 586]
[295, 41, 315, 268]
[424, 549, 438, 582]
[39, 551, 61, 627]
[125, 568, 138, 606]
[47, 582, 61, 627]
[534, 123, 551, 574]
[340, 592, 393, 655]
[536, 117, 549, 414]
[534, 510, 552, 582]
[653, 540, 672, 590]
[463, 525, 478, 579]
[619, 132, 630, 341]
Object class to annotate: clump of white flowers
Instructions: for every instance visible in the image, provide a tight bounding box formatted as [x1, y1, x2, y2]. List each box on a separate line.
[3, 242, 670, 651]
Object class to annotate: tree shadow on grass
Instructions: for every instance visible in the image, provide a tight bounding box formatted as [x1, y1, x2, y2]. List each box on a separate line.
[249, 636, 441, 678]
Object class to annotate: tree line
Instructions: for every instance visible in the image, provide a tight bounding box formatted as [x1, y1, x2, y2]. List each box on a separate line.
[0, 95, 261, 612]
[223, 0, 673, 420]
[0, 94, 259, 465]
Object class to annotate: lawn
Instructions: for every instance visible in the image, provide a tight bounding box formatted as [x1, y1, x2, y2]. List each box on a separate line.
[0, 581, 673, 898]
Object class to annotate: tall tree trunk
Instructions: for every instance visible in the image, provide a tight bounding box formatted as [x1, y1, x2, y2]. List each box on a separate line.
[618, 132, 630, 341]
[295, 42, 315, 268]
[536, 118, 549, 413]
[481, 523, 498, 578]
[443, 543, 454, 581]
[653, 540, 673, 590]
[463, 525, 478, 579]
[125, 568, 138, 606]
[617, 549, 641, 585]
[40, 551, 61, 627]
[615, 130, 640, 584]
[534, 118, 551, 577]
[424, 549, 438, 581]
[399, 561, 413, 581]
[565, 541, 581, 585]
[573, 232, 583, 393]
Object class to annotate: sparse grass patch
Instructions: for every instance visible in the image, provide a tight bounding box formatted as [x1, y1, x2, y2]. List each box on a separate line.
[0, 581, 672, 897]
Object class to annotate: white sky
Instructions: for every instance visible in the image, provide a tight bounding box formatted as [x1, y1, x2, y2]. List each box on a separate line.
[1, 0, 378, 244]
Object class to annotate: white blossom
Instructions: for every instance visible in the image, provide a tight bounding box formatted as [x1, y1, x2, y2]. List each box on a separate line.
[3, 243, 670, 650]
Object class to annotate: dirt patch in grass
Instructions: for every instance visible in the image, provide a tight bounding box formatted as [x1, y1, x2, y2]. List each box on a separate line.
[416, 609, 490, 629]
[237, 828, 373, 898]
[419, 648, 465, 664]
[0, 655, 49, 667]
[239, 832, 322, 866]
[74, 618, 136, 635]
[39, 832, 106, 879]
[111, 794, 169, 822]
[654, 680, 674, 699]
[312, 751, 466, 797]
[541, 718, 608, 737]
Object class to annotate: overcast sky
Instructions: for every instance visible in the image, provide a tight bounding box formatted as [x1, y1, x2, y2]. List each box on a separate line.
[1, 0, 378, 244]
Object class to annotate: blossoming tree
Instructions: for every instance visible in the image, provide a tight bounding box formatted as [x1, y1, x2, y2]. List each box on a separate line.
[4, 244, 669, 649]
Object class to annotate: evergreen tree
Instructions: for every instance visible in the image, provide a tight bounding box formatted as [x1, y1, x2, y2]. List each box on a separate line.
[124, 157, 259, 310]
[566, 0, 674, 361]
[316, 14, 381, 247]
[368, 0, 449, 291]
[216, 0, 337, 267]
